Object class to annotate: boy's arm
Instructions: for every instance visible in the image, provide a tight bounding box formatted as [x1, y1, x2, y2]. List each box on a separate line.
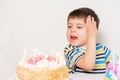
[76, 16, 97, 71]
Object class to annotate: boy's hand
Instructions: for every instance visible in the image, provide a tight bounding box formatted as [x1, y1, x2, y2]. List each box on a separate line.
[76, 15, 97, 70]
[85, 15, 97, 39]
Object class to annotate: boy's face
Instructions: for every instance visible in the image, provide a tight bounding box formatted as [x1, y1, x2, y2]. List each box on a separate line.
[67, 18, 87, 47]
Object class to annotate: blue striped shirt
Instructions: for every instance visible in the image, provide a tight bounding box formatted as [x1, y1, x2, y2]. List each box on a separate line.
[64, 43, 112, 74]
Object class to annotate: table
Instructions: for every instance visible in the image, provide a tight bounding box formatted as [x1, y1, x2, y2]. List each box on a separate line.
[69, 72, 105, 80]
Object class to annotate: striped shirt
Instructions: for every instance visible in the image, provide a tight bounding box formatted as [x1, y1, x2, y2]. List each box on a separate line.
[64, 43, 112, 74]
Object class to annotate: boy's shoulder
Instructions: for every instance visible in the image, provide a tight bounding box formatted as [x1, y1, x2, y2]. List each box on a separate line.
[65, 42, 111, 51]
[96, 42, 112, 52]
[96, 42, 109, 48]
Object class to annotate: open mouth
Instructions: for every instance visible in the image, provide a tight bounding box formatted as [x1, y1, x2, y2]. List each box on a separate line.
[70, 35, 78, 40]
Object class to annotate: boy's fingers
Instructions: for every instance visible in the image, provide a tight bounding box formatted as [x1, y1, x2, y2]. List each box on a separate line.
[91, 17, 97, 30]
[92, 17, 94, 24]
[94, 21, 97, 30]
[86, 15, 97, 31]
[86, 15, 92, 27]
[91, 17, 95, 28]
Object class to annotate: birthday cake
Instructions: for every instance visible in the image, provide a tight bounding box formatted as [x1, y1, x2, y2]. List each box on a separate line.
[16, 49, 69, 80]
[104, 53, 120, 80]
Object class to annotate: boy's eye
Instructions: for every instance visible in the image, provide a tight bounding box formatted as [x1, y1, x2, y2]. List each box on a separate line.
[77, 26, 83, 29]
[67, 26, 72, 28]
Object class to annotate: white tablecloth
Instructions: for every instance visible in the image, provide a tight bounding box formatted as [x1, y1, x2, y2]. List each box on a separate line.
[69, 72, 105, 80]
[5, 73, 105, 80]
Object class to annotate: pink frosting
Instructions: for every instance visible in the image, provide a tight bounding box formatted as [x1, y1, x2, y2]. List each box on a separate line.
[27, 55, 56, 65]
[27, 55, 44, 65]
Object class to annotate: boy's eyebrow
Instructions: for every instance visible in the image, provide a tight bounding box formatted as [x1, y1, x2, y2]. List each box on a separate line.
[67, 22, 85, 26]
[67, 23, 72, 25]
[76, 23, 84, 26]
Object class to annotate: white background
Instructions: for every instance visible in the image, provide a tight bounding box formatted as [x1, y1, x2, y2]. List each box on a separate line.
[0, 0, 120, 79]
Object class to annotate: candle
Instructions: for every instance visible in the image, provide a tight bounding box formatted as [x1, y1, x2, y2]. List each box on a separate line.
[38, 51, 41, 55]
[24, 49, 27, 58]
[56, 52, 60, 63]
[33, 48, 36, 65]
[22, 49, 27, 62]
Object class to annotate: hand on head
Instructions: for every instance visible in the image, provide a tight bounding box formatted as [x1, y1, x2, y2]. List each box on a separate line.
[85, 15, 97, 39]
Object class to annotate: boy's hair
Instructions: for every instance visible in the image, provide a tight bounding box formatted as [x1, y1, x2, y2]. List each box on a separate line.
[67, 7, 100, 29]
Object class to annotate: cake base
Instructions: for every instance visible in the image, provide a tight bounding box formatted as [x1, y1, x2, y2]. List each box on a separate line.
[17, 65, 69, 80]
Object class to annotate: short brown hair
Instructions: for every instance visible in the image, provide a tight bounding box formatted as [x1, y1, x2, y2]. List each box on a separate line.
[67, 7, 100, 29]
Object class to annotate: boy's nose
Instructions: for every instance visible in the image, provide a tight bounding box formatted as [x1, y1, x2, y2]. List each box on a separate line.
[71, 28, 75, 32]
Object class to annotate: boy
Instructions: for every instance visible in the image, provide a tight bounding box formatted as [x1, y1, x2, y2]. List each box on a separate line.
[64, 7, 112, 79]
